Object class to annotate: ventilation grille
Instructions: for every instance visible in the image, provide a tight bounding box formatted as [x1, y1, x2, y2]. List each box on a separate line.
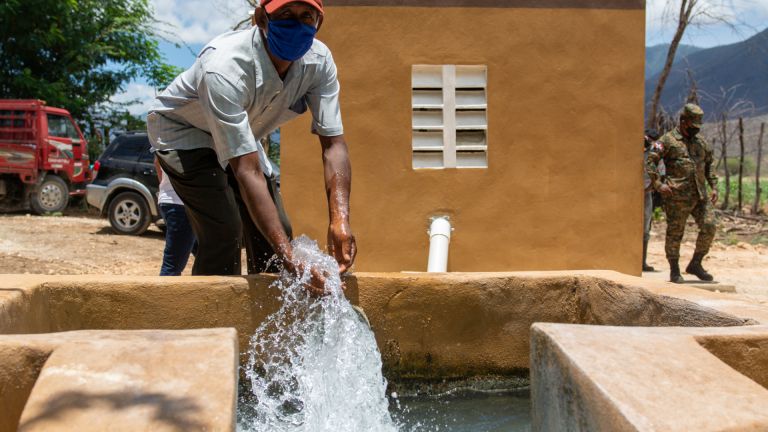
[412, 65, 488, 169]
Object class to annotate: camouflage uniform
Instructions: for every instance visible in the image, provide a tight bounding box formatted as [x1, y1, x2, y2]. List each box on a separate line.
[645, 110, 717, 261]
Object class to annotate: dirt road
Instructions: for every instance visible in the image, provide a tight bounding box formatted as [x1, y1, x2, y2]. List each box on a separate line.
[0, 213, 186, 276]
[0, 213, 765, 301]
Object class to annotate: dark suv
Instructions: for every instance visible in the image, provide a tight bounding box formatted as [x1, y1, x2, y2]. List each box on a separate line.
[86, 132, 162, 235]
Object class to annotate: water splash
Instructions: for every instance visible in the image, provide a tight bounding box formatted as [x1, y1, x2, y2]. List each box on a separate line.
[238, 236, 397, 432]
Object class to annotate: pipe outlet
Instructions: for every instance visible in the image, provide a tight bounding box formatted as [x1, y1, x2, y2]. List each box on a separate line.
[427, 217, 452, 272]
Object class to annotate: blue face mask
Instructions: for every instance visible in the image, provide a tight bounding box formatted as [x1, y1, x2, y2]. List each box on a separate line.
[266, 18, 317, 62]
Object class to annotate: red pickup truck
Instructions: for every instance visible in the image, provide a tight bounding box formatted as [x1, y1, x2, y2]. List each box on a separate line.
[0, 99, 92, 213]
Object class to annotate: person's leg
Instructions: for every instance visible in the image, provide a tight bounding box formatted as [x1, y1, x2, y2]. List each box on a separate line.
[156, 148, 242, 275]
[159, 203, 197, 276]
[663, 197, 695, 283]
[226, 167, 293, 274]
[643, 190, 654, 271]
[692, 199, 717, 255]
[685, 198, 717, 281]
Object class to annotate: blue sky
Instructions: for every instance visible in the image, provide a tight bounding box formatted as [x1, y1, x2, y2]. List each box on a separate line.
[115, 0, 768, 115]
[112, 0, 252, 113]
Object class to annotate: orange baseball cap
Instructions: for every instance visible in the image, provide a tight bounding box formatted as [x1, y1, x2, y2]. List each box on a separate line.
[261, 0, 324, 14]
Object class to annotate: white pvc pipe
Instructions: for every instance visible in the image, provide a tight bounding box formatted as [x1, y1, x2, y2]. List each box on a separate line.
[427, 217, 452, 272]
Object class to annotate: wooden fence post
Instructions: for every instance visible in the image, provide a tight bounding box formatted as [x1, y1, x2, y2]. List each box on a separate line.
[737, 117, 745, 213]
[721, 114, 731, 210]
[754, 122, 765, 214]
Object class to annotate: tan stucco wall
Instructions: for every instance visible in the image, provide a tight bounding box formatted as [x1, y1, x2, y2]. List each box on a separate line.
[1, 272, 764, 380]
[281, 6, 646, 274]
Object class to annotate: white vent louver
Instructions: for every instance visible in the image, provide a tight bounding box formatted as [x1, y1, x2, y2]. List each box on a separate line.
[412, 65, 488, 169]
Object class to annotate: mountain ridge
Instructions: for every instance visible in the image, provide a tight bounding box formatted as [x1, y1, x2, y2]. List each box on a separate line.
[645, 27, 768, 119]
[645, 43, 703, 78]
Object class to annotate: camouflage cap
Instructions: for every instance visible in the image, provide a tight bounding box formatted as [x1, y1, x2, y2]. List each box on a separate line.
[681, 103, 704, 127]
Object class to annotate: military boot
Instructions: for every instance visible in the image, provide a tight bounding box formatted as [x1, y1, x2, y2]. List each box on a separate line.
[668, 259, 684, 284]
[685, 252, 714, 281]
[642, 238, 655, 272]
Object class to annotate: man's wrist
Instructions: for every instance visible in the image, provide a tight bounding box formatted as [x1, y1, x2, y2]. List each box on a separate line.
[329, 209, 350, 225]
[275, 242, 293, 261]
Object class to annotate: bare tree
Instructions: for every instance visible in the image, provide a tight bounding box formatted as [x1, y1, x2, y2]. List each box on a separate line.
[713, 137, 721, 170]
[698, 84, 755, 211]
[685, 68, 700, 105]
[647, 0, 747, 128]
[648, 1, 698, 128]
[700, 84, 754, 118]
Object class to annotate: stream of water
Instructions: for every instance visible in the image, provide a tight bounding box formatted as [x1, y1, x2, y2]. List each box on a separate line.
[236, 236, 531, 432]
[237, 236, 397, 432]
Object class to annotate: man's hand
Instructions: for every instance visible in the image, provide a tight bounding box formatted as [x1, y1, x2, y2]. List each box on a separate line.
[328, 219, 356, 274]
[283, 256, 329, 296]
[658, 184, 675, 197]
[319, 134, 354, 275]
[710, 189, 719, 205]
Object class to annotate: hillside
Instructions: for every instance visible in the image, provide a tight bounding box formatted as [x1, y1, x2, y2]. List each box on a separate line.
[645, 43, 702, 78]
[645, 28, 768, 118]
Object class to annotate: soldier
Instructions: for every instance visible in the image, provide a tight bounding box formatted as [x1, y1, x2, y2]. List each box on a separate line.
[646, 104, 719, 283]
[643, 128, 661, 272]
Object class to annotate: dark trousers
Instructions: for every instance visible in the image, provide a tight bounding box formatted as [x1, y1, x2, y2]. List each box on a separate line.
[159, 203, 196, 276]
[662, 195, 716, 260]
[155, 148, 292, 275]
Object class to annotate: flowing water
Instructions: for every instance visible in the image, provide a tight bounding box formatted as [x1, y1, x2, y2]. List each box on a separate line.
[390, 389, 531, 432]
[236, 236, 531, 432]
[238, 236, 397, 432]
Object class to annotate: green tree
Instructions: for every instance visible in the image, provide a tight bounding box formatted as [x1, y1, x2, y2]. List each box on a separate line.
[86, 108, 148, 161]
[0, 0, 180, 126]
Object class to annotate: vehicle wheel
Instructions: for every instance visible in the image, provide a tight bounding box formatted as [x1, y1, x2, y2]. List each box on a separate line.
[107, 191, 151, 235]
[30, 175, 69, 214]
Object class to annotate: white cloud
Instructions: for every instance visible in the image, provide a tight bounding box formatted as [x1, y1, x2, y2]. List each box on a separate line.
[152, 0, 253, 45]
[107, 1, 254, 118]
[111, 83, 159, 117]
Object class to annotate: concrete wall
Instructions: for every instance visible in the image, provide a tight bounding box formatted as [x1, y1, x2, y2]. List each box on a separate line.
[0, 342, 51, 432]
[281, 3, 646, 274]
[0, 329, 237, 432]
[2, 272, 768, 431]
[531, 324, 768, 431]
[1, 272, 764, 380]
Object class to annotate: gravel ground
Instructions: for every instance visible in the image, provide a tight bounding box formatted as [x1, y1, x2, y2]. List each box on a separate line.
[0, 212, 177, 276]
[0, 212, 766, 302]
[645, 217, 768, 302]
